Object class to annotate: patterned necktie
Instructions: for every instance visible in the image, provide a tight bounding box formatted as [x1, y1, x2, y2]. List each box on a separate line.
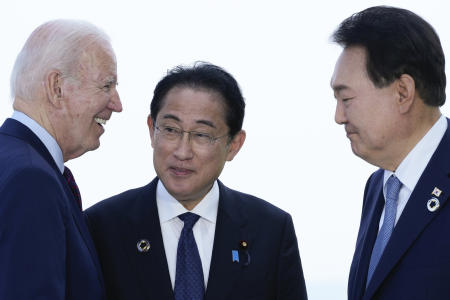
[366, 175, 402, 287]
[174, 212, 205, 300]
[63, 166, 82, 210]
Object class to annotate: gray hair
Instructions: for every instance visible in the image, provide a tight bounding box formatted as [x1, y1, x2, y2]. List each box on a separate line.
[10, 19, 112, 100]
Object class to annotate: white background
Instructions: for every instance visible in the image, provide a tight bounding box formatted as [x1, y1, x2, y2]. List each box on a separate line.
[1, 1, 449, 299]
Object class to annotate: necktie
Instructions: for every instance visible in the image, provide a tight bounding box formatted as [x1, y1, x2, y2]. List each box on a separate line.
[63, 166, 82, 210]
[366, 175, 402, 287]
[174, 212, 205, 300]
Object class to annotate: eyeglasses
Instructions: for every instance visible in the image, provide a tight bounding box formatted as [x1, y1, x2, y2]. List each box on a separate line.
[155, 125, 229, 146]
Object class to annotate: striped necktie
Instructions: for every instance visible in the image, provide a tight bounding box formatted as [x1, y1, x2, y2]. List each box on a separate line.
[63, 166, 82, 210]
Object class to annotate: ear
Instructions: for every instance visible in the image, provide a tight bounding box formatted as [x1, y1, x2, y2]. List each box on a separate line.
[226, 130, 246, 161]
[396, 74, 416, 114]
[147, 115, 155, 148]
[44, 70, 64, 108]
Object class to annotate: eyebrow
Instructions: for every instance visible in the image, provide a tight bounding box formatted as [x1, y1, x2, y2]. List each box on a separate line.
[196, 120, 216, 129]
[102, 76, 117, 85]
[161, 114, 181, 122]
[161, 114, 217, 129]
[331, 84, 349, 93]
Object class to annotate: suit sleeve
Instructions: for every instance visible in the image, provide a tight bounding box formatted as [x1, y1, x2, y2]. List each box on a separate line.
[276, 213, 308, 300]
[0, 168, 66, 300]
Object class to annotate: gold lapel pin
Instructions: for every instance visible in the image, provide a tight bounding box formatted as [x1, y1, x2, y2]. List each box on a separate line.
[427, 198, 440, 212]
[137, 239, 150, 253]
[240, 240, 248, 250]
[431, 187, 442, 197]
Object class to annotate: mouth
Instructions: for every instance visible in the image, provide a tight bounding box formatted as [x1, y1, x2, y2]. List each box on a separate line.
[169, 166, 194, 176]
[94, 117, 108, 126]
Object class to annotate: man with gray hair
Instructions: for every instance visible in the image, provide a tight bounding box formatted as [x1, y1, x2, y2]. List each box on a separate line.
[0, 19, 122, 299]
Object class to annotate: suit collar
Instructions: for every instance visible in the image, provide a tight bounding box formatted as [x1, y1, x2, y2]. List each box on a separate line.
[0, 118, 60, 175]
[364, 118, 450, 299]
[11, 111, 64, 172]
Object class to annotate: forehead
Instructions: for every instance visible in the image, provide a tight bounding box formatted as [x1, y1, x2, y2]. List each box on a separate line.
[158, 87, 227, 124]
[331, 46, 369, 94]
[77, 43, 117, 80]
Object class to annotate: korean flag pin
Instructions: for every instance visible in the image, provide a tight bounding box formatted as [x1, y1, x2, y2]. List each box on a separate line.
[137, 239, 151, 253]
[427, 198, 440, 212]
[432, 187, 442, 197]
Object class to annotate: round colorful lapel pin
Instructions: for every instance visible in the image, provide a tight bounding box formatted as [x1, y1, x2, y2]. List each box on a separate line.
[137, 239, 151, 253]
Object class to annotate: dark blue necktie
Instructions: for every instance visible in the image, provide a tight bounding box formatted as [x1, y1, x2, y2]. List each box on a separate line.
[366, 175, 402, 287]
[174, 212, 205, 300]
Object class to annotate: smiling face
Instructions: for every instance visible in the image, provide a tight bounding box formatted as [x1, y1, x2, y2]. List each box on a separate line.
[331, 46, 401, 167]
[56, 43, 122, 161]
[148, 86, 245, 209]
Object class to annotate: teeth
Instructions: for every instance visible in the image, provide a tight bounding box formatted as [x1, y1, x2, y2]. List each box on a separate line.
[94, 117, 107, 125]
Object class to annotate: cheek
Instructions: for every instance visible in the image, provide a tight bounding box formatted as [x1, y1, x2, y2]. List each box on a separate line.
[202, 150, 228, 172]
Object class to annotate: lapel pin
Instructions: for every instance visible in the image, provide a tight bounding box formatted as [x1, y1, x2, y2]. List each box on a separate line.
[427, 198, 440, 212]
[431, 187, 442, 197]
[240, 240, 248, 250]
[232, 250, 239, 263]
[137, 239, 150, 253]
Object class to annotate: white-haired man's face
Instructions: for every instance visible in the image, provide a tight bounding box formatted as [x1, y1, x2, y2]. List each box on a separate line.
[56, 44, 122, 161]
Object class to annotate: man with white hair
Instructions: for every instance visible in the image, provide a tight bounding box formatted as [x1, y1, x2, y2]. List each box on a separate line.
[0, 19, 122, 299]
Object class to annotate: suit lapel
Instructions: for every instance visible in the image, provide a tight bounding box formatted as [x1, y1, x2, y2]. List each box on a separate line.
[365, 120, 450, 299]
[349, 171, 385, 300]
[125, 179, 174, 300]
[205, 181, 249, 300]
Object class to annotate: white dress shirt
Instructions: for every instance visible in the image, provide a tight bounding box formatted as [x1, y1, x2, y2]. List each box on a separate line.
[156, 180, 219, 289]
[379, 115, 447, 229]
[11, 110, 64, 173]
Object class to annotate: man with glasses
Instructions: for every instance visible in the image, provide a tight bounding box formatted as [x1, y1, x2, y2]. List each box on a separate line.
[85, 63, 307, 300]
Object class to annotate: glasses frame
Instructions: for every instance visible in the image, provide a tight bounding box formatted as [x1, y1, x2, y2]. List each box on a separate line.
[155, 125, 229, 146]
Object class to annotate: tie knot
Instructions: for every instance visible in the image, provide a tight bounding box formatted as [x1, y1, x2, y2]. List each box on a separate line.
[386, 175, 402, 203]
[178, 212, 200, 230]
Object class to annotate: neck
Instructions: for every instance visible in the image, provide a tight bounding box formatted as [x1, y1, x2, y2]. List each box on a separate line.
[14, 97, 67, 160]
[378, 108, 441, 171]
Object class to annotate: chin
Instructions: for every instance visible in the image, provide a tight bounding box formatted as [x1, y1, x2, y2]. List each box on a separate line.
[88, 139, 101, 151]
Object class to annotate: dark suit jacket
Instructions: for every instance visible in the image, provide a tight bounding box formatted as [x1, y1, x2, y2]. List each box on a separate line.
[0, 118, 105, 300]
[86, 178, 307, 300]
[348, 118, 450, 300]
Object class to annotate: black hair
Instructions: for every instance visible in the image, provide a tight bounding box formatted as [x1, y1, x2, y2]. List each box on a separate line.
[332, 6, 446, 106]
[150, 62, 245, 137]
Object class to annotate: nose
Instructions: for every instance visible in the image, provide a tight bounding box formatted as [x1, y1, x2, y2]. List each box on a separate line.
[173, 133, 194, 161]
[108, 90, 123, 112]
[335, 100, 347, 125]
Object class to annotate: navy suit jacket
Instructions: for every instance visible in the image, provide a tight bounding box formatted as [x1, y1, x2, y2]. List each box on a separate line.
[0, 119, 105, 300]
[348, 118, 450, 300]
[85, 178, 308, 300]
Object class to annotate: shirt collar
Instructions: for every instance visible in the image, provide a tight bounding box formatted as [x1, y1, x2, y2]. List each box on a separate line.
[156, 179, 219, 224]
[384, 114, 447, 191]
[11, 110, 64, 173]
